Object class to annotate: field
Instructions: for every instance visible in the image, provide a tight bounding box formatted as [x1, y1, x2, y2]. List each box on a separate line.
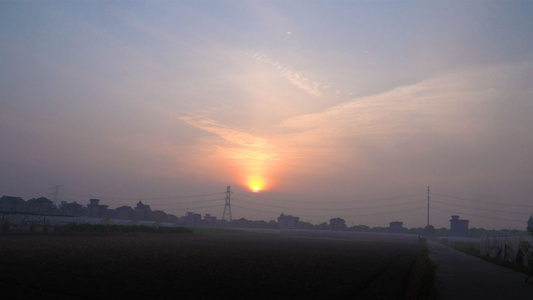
[0, 233, 433, 299]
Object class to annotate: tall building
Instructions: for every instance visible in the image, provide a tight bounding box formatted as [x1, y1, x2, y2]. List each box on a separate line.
[134, 200, 151, 221]
[389, 221, 404, 233]
[450, 215, 469, 237]
[87, 199, 108, 218]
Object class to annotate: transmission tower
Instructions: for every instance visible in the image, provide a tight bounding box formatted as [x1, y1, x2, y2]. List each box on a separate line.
[222, 185, 232, 222]
[50, 184, 63, 206]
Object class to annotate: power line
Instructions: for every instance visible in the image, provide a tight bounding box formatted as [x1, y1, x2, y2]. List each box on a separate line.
[147, 198, 225, 207]
[232, 197, 423, 211]
[164, 204, 225, 212]
[432, 192, 532, 208]
[430, 207, 526, 224]
[232, 203, 426, 219]
[233, 191, 425, 205]
[62, 191, 223, 202]
[431, 199, 529, 216]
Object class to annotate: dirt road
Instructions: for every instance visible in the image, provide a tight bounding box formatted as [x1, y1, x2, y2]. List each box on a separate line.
[427, 240, 533, 300]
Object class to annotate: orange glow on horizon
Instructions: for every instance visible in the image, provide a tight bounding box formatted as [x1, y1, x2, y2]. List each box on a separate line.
[247, 177, 264, 192]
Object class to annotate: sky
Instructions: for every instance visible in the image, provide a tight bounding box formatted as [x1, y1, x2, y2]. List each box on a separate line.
[1, 1, 533, 229]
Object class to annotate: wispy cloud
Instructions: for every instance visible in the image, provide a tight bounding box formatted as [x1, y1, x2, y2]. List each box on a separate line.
[178, 114, 274, 149]
[251, 52, 323, 97]
[178, 114, 280, 165]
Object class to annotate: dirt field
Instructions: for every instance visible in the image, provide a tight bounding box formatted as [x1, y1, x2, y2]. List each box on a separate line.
[0, 234, 427, 299]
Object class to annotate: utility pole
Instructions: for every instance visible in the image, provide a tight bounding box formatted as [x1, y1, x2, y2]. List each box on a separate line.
[222, 185, 232, 222]
[427, 186, 430, 227]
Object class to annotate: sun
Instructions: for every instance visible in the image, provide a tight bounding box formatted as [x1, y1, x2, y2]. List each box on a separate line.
[247, 178, 264, 192]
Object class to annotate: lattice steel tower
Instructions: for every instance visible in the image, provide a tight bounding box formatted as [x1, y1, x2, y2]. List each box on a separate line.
[222, 185, 232, 222]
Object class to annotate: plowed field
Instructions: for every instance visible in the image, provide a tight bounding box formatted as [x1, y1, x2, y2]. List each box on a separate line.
[0, 235, 426, 299]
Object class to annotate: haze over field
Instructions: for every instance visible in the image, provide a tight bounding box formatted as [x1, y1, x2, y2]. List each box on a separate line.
[1, 1, 532, 229]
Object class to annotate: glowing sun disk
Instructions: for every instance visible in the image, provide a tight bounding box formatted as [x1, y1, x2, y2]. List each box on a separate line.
[247, 177, 264, 192]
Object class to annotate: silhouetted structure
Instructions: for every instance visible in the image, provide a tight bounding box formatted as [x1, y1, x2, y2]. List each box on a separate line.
[115, 206, 134, 220]
[26, 197, 56, 214]
[329, 217, 346, 231]
[59, 201, 85, 216]
[0, 196, 26, 211]
[528, 215, 533, 231]
[450, 215, 469, 236]
[204, 214, 217, 226]
[389, 221, 404, 233]
[134, 200, 151, 221]
[278, 213, 299, 229]
[87, 199, 108, 218]
[183, 212, 202, 225]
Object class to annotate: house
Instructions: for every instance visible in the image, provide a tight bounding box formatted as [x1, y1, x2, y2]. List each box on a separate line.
[183, 212, 202, 225]
[59, 201, 85, 216]
[134, 200, 151, 221]
[87, 199, 109, 218]
[204, 214, 217, 226]
[26, 197, 56, 214]
[0, 196, 26, 212]
[278, 213, 299, 229]
[115, 206, 134, 220]
[450, 215, 469, 237]
[389, 221, 404, 233]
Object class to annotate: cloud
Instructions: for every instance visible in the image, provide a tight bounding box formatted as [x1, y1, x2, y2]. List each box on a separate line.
[178, 114, 274, 149]
[251, 52, 323, 97]
[278, 62, 533, 140]
[272, 62, 533, 190]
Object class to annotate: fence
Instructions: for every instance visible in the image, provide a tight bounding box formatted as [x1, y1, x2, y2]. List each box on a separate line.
[480, 235, 533, 266]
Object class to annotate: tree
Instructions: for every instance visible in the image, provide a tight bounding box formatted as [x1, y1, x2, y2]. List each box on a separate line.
[297, 221, 315, 230]
[317, 222, 329, 230]
[329, 218, 346, 231]
[422, 225, 436, 238]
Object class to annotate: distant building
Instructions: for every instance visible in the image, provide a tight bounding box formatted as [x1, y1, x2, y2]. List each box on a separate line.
[134, 200, 151, 221]
[183, 212, 202, 225]
[277, 213, 299, 229]
[528, 215, 533, 231]
[115, 206, 134, 220]
[59, 201, 85, 216]
[204, 214, 217, 226]
[329, 217, 346, 231]
[26, 197, 56, 214]
[389, 221, 404, 233]
[450, 215, 469, 237]
[87, 199, 108, 218]
[0, 196, 26, 212]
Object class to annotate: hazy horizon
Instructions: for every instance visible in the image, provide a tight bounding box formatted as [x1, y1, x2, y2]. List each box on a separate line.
[2, 1, 533, 230]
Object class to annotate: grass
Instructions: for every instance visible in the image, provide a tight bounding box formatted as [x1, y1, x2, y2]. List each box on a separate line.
[450, 240, 532, 277]
[451, 241, 480, 256]
[404, 245, 438, 299]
